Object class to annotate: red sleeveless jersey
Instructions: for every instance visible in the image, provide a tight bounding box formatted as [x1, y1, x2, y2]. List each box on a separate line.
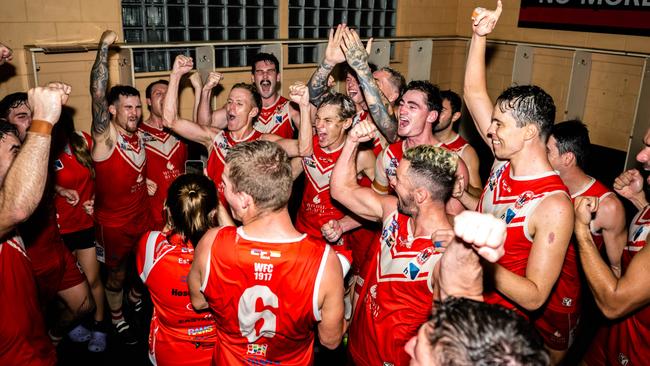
[138, 123, 188, 228]
[201, 226, 330, 366]
[253, 96, 295, 139]
[296, 136, 347, 238]
[136, 231, 216, 366]
[94, 131, 150, 227]
[478, 161, 579, 314]
[54, 132, 94, 234]
[206, 129, 263, 207]
[571, 177, 614, 251]
[349, 211, 442, 366]
[0, 235, 56, 366]
[440, 133, 470, 155]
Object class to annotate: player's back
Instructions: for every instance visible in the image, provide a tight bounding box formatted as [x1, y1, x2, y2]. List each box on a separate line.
[201, 226, 329, 366]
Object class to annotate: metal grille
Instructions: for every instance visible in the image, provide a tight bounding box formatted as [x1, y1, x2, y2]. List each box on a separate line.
[122, 0, 278, 72]
[287, 0, 397, 64]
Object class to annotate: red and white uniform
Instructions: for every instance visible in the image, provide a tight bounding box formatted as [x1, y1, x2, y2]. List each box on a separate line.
[478, 161, 580, 348]
[585, 205, 650, 365]
[440, 134, 470, 155]
[349, 211, 442, 366]
[571, 177, 614, 251]
[206, 129, 263, 207]
[254, 96, 295, 139]
[24, 195, 85, 304]
[201, 226, 330, 366]
[295, 136, 352, 263]
[95, 131, 150, 227]
[53, 132, 94, 234]
[0, 235, 56, 366]
[139, 124, 188, 229]
[136, 231, 216, 366]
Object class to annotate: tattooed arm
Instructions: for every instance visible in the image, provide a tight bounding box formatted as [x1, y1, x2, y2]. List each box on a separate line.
[308, 25, 347, 107]
[341, 29, 398, 144]
[89, 30, 117, 160]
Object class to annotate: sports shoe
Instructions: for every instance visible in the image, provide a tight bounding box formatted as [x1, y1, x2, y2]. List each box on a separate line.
[114, 320, 138, 345]
[68, 324, 92, 343]
[88, 330, 107, 352]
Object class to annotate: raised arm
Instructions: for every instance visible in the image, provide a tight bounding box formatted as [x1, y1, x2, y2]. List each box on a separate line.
[90, 30, 117, 158]
[196, 72, 227, 129]
[341, 28, 398, 144]
[463, 1, 502, 147]
[595, 194, 628, 277]
[330, 120, 389, 222]
[189, 72, 203, 123]
[575, 196, 650, 319]
[0, 84, 68, 237]
[163, 55, 216, 149]
[308, 25, 346, 107]
[492, 193, 574, 311]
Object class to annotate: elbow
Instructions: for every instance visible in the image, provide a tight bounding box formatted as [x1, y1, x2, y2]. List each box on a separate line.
[601, 306, 624, 320]
[520, 296, 547, 312]
[318, 333, 342, 350]
[11, 208, 32, 226]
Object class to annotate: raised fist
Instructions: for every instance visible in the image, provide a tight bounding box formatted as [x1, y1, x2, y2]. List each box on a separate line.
[574, 196, 598, 227]
[348, 119, 377, 144]
[203, 71, 223, 90]
[172, 55, 194, 76]
[288, 82, 310, 108]
[99, 30, 118, 46]
[454, 210, 506, 263]
[0, 43, 13, 65]
[613, 169, 644, 201]
[321, 219, 343, 243]
[28, 82, 72, 125]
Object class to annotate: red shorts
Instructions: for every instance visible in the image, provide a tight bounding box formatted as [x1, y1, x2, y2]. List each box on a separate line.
[532, 307, 579, 351]
[28, 241, 85, 305]
[149, 328, 214, 366]
[96, 218, 152, 269]
[581, 326, 608, 366]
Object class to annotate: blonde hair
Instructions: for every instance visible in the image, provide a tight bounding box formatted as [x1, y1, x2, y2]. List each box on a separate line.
[165, 174, 218, 246]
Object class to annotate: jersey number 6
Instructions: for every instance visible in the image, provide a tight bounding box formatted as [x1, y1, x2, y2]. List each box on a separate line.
[238, 285, 279, 343]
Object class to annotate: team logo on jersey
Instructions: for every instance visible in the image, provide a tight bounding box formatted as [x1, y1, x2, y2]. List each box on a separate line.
[488, 164, 507, 191]
[501, 179, 512, 193]
[53, 159, 64, 171]
[561, 297, 573, 307]
[251, 249, 281, 260]
[504, 208, 516, 224]
[247, 343, 268, 357]
[416, 247, 435, 265]
[403, 262, 421, 280]
[514, 191, 534, 209]
[383, 363, 395, 366]
[137, 174, 144, 183]
[312, 194, 321, 204]
[166, 161, 175, 171]
[380, 217, 399, 248]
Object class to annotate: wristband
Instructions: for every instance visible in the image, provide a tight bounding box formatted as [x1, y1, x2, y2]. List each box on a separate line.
[28, 120, 53, 136]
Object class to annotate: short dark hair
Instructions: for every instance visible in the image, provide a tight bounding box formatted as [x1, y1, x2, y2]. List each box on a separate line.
[0, 120, 19, 141]
[377, 66, 406, 96]
[428, 297, 550, 366]
[165, 174, 218, 246]
[107, 85, 141, 106]
[403, 80, 442, 113]
[440, 90, 462, 115]
[403, 145, 458, 203]
[496, 85, 556, 142]
[552, 120, 590, 170]
[232, 82, 262, 113]
[226, 140, 293, 212]
[251, 52, 279, 74]
[145, 80, 169, 99]
[0, 92, 28, 120]
[319, 93, 356, 120]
